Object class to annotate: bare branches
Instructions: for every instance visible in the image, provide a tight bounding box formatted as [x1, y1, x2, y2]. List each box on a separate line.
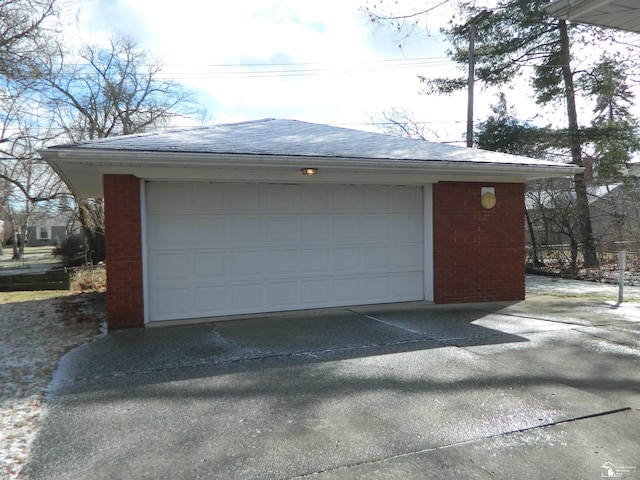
[361, 0, 453, 47]
[42, 33, 195, 141]
[369, 107, 440, 141]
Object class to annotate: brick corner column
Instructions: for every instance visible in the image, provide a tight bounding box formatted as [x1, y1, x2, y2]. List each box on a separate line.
[433, 182, 525, 304]
[103, 174, 145, 329]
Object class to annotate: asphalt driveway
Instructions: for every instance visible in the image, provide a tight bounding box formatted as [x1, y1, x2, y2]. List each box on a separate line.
[23, 293, 640, 479]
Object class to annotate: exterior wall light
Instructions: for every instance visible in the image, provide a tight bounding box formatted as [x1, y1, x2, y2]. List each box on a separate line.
[481, 186, 496, 210]
[301, 167, 319, 176]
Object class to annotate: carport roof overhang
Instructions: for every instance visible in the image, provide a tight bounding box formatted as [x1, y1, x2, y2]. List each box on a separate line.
[546, 0, 640, 33]
[41, 148, 582, 199]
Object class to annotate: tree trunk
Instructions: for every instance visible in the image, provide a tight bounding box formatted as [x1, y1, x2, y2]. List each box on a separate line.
[558, 20, 599, 268]
[77, 198, 105, 263]
[525, 207, 542, 268]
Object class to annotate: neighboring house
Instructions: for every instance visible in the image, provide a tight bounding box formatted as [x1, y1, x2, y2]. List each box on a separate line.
[588, 182, 640, 250]
[525, 181, 640, 249]
[546, 0, 640, 33]
[40, 119, 579, 330]
[1, 214, 81, 247]
[26, 215, 82, 247]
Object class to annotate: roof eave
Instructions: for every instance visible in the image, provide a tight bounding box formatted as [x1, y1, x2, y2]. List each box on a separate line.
[40, 148, 582, 199]
[40, 147, 579, 173]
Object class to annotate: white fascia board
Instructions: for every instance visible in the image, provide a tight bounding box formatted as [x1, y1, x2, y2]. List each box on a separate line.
[41, 148, 582, 198]
[42, 147, 581, 174]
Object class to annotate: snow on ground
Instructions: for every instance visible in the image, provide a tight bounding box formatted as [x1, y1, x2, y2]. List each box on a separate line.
[526, 273, 640, 301]
[0, 274, 639, 479]
[0, 291, 104, 480]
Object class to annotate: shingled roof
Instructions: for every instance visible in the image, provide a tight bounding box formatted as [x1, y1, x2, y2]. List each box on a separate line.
[41, 119, 581, 197]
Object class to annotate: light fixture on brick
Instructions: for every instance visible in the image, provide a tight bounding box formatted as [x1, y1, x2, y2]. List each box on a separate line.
[481, 187, 496, 209]
[301, 167, 318, 176]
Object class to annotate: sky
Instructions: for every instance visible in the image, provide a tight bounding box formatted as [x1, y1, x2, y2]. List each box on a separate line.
[71, 0, 556, 144]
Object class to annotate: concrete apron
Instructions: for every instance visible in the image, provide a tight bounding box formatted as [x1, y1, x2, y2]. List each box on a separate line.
[23, 295, 640, 480]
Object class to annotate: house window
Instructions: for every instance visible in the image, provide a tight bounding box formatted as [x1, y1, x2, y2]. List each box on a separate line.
[37, 227, 50, 240]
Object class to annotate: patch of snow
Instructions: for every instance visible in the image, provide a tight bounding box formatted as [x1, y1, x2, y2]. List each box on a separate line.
[0, 294, 104, 479]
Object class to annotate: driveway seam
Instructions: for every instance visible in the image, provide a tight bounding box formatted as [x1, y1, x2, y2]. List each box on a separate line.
[348, 309, 426, 335]
[288, 407, 632, 479]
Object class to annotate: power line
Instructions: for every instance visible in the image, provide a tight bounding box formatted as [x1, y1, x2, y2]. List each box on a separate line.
[147, 57, 455, 80]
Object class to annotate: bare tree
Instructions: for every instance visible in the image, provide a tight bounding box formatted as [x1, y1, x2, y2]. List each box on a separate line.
[43, 34, 194, 141]
[0, 82, 64, 258]
[33, 33, 196, 261]
[369, 107, 439, 141]
[0, 0, 68, 81]
[2, 11, 197, 262]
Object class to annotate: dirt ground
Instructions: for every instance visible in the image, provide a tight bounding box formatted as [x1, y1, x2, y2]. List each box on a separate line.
[0, 289, 105, 480]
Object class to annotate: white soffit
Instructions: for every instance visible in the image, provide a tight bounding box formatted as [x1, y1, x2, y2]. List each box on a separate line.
[546, 0, 640, 33]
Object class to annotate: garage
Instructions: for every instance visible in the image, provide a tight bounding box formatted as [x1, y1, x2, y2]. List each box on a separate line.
[145, 182, 428, 322]
[40, 118, 580, 329]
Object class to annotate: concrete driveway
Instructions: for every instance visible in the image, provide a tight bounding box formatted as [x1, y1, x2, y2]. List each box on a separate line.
[23, 294, 640, 479]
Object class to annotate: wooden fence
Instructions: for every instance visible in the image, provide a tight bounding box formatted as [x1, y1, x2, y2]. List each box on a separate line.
[0, 270, 71, 291]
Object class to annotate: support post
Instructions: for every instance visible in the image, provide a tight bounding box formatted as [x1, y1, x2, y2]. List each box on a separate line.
[618, 251, 626, 304]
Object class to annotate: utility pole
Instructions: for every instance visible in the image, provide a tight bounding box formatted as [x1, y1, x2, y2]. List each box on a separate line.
[464, 10, 491, 148]
[466, 21, 476, 148]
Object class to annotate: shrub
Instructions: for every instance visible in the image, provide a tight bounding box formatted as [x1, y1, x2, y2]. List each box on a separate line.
[53, 235, 86, 266]
[71, 265, 106, 292]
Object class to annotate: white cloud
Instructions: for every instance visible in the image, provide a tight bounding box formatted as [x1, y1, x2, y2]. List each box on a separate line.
[72, 0, 480, 140]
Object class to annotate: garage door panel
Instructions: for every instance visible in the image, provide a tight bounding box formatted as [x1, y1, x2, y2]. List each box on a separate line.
[299, 188, 329, 211]
[362, 276, 390, 301]
[229, 185, 263, 210]
[300, 217, 331, 243]
[362, 246, 391, 270]
[193, 252, 227, 279]
[266, 249, 298, 274]
[333, 216, 361, 243]
[193, 218, 229, 247]
[392, 273, 424, 298]
[266, 185, 298, 210]
[232, 283, 265, 310]
[192, 183, 226, 212]
[393, 244, 423, 268]
[148, 253, 190, 284]
[230, 217, 265, 245]
[146, 183, 190, 214]
[266, 216, 299, 244]
[150, 287, 192, 320]
[334, 277, 363, 303]
[394, 188, 423, 211]
[146, 183, 426, 321]
[300, 248, 331, 274]
[332, 187, 361, 210]
[193, 286, 229, 315]
[300, 279, 331, 305]
[231, 250, 264, 276]
[333, 247, 360, 271]
[147, 216, 191, 250]
[392, 215, 424, 240]
[361, 188, 391, 211]
[267, 281, 300, 308]
[363, 215, 391, 239]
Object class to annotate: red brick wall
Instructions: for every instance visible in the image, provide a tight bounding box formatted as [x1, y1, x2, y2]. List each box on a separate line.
[104, 174, 144, 329]
[433, 182, 525, 304]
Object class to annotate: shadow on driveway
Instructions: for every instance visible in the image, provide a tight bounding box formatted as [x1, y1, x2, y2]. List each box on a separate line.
[49, 301, 529, 392]
[23, 297, 640, 480]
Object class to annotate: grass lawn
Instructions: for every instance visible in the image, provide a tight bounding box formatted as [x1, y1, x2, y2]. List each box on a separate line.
[0, 290, 71, 304]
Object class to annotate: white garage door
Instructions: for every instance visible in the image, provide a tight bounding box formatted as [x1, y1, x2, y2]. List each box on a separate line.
[145, 182, 425, 322]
